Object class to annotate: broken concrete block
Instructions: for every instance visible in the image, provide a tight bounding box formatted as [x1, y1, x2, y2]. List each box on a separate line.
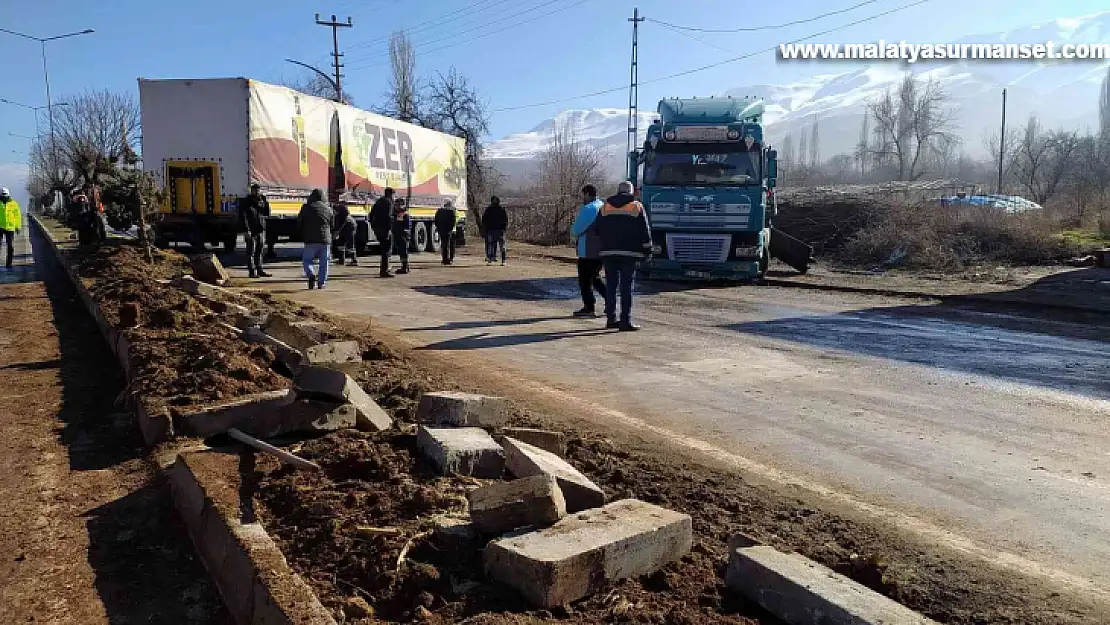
[247, 400, 357, 438]
[484, 499, 692, 608]
[417, 391, 508, 427]
[500, 428, 566, 457]
[416, 426, 505, 478]
[501, 437, 604, 513]
[244, 327, 305, 374]
[431, 514, 479, 551]
[294, 365, 392, 432]
[468, 474, 566, 535]
[189, 253, 231, 285]
[304, 340, 362, 365]
[172, 274, 223, 299]
[172, 390, 295, 438]
[725, 545, 940, 625]
[264, 314, 330, 351]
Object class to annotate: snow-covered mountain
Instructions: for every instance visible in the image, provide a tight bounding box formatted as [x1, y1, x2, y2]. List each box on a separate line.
[488, 11, 1110, 184]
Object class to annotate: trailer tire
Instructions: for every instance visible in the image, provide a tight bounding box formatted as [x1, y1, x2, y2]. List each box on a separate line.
[222, 235, 237, 254]
[757, 248, 770, 282]
[355, 220, 370, 255]
[430, 226, 441, 252]
[411, 222, 429, 253]
[189, 228, 206, 252]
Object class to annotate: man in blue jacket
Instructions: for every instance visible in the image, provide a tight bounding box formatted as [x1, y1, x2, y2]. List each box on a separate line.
[595, 181, 652, 331]
[569, 184, 606, 317]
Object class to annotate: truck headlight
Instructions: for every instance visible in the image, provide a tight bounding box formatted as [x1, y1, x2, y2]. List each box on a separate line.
[734, 246, 759, 257]
[664, 130, 676, 141]
[651, 244, 662, 254]
[727, 129, 741, 140]
[650, 202, 679, 212]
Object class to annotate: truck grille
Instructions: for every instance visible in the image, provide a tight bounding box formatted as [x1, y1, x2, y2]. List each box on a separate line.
[666, 234, 730, 263]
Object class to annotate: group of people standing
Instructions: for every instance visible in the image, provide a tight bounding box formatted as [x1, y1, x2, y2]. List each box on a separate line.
[570, 180, 652, 331]
[239, 182, 651, 331]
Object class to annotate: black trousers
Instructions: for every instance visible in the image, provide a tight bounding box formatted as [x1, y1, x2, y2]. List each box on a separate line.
[438, 228, 456, 264]
[244, 231, 264, 272]
[577, 258, 606, 310]
[0, 229, 13, 267]
[373, 228, 391, 274]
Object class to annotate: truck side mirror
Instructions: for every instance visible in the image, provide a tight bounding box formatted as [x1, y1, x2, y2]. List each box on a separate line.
[767, 149, 778, 187]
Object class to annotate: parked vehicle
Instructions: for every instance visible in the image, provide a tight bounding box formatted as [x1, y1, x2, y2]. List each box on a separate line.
[138, 77, 467, 253]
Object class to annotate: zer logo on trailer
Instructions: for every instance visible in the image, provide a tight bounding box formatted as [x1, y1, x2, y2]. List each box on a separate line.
[364, 123, 415, 173]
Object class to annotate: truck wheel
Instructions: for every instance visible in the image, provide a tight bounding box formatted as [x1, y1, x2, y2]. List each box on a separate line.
[456, 228, 466, 246]
[222, 235, 237, 254]
[411, 222, 429, 253]
[189, 229, 206, 252]
[757, 248, 770, 282]
[355, 221, 369, 255]
[430, 227, 441, 252]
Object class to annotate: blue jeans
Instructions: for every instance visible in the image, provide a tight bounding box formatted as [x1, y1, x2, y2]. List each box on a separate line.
[603, 257, 637, 322]
[302, 243, 330, 286]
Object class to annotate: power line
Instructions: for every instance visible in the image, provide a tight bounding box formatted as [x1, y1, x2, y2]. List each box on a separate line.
[345, 0, 512, 53]
[491, 0, 932, 113]
[646, 0, 884, 33]
[654, 21, 735, 54]
[348, 0, 593, 69]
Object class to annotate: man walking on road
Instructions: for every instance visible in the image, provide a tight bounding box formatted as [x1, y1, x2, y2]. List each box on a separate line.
[297, 189, 334, 290]
[239, 183, 272, 278]
[482, 196, 508, 265]
[595, 180, 652, 331]
[435, 199, 458, 265]
[392, 197, 412, 275]
[570, 184, 606, 317]
[0, 187, 20, 268]
[370, 187, 395, 278]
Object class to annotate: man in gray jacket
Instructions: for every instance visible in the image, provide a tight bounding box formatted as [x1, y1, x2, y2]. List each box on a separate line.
[297, 189, 334, 289]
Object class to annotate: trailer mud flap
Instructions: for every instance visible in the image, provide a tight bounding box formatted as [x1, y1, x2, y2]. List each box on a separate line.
[769, 227, 814, 274]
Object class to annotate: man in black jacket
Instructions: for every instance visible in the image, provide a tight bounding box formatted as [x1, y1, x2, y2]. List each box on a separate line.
[595, 181, 652, 331]
[369, 187, 395, 277]
[434, 199, 458, 265]
[239, 184, 272, 278]
[481, 196, 508, 265]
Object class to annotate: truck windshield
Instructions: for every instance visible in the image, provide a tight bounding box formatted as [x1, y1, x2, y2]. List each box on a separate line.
[645, 151, 760, 186]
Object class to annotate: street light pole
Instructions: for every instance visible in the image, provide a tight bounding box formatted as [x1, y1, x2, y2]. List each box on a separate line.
[0, 28, 94, 185]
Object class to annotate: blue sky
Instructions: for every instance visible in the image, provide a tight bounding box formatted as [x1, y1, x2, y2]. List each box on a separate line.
[2, 0, 1106, 203]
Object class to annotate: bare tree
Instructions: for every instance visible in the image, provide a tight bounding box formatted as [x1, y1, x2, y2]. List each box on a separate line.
[809, 115, 821, 168]
[39, 89, 141, 193]
[981, 127, 1021, 192]
[1011, 116, 1081, 206]
[868, 74, 957, 181]
[527, 121, 604, 244]
[1100, 65, 1110, 143]
[797, 129, 809, 169]
[855, 110, 870, 179]
[384, 30, 421, 123]
[423, 69, 491, 230]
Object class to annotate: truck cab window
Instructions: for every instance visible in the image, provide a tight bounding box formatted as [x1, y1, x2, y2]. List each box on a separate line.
[645, 151, 760, 186]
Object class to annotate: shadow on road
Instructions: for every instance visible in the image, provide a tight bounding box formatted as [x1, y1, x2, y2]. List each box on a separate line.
[404, 315, 569, 332]
[416, 327, 611, 351]
[725, 304, 1110, 401]
[414, 277, 582, 301]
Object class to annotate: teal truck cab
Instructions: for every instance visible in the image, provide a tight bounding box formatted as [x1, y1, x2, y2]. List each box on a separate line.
[629, 97, 782, 281]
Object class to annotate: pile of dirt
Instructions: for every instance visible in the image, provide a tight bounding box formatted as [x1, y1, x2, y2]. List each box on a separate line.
[66, 243, 288, 412]
[254, 430, 763, 625]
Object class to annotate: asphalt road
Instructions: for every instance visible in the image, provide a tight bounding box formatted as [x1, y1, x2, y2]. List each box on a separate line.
[240, 243, 1110, 594]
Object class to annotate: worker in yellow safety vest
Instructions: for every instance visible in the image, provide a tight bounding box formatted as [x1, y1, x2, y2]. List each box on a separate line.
[0, 187, 22, 268]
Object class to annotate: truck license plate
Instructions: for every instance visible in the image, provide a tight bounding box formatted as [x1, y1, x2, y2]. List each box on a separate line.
[684, 270, 711, 278]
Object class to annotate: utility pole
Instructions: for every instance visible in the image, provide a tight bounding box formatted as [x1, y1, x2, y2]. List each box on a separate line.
[315, 14, 353, 104]
[626, 7, 644, 180]
[997, 88, 1007, 195]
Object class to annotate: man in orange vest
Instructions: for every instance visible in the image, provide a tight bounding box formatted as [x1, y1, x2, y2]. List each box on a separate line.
[594, 181, 652, 331]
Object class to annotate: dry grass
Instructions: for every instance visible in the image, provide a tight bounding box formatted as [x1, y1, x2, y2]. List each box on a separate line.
[838, 203, 1079, 270]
